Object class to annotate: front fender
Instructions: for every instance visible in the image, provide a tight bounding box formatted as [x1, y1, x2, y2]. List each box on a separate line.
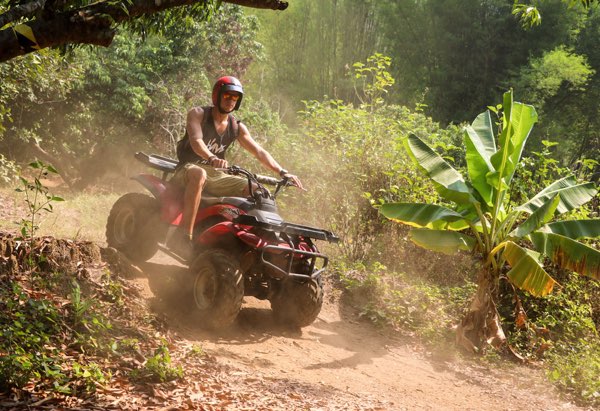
[197, 221, 239, 247]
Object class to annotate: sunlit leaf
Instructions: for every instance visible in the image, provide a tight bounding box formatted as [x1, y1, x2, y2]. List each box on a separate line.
[409, 228, 476, 255]
[380, 203, 467, 229]
[530, 232, 600, 280]
[540, 219, 600, 239]
[502, 241, 556, 296]
[464, 110, 496, 206]
[517, 176, 597, 215]
[490, 92, 537, 187]
[405, 134, 478, 205]
[511, 195, 560, 238]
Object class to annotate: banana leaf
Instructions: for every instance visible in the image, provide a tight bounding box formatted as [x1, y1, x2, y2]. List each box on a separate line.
[517, 176, 597, 215]
[502, 241, 556, 296]
[405, 134, 478, 206]
[409, 228, 476, 255]
[511, 195, 560, 238]
[464, 110, 496, 206]
[490, 93, 537, 187]
[530, 232, 600, 280]
[541, 219, 600, 240]
[380, 203, 467, 229]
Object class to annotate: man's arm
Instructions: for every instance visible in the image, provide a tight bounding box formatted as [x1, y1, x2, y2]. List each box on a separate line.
[237, 123, 305, 190]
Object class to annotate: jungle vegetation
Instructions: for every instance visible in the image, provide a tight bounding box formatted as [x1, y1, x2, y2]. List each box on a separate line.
[0, 0, 599, 406]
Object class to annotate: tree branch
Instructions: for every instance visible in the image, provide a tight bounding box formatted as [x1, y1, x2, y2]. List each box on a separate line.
[0, 0, 288, 63]
[225, 0, 288, 10]
[0, 0, 47, 28]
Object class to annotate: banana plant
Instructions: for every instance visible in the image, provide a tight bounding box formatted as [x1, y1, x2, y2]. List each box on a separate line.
[381, 90, 599, 352]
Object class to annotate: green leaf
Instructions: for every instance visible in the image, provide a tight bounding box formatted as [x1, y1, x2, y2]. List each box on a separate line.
[530, 232, 600, 280]
[405, 134, 477, 205]
[464, 110, 496, 206]
[490, 92, 537, 187]
[46, 165, 58, 174]
[51, 196, 65, 202]
[380, 203, 467, 229]
[511, 195, 560, 238]
[517, 176, 597, 215]
[464, 110, 496, 204]
[409, 228, 476, 255]
[540, 219, 600, 240]
[502, 241, 556, 296]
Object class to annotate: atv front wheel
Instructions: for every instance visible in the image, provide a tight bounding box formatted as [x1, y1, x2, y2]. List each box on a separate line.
[270, 277, 323, 328]
[106, 193, 163, 263]
[190, 249, 244, 329]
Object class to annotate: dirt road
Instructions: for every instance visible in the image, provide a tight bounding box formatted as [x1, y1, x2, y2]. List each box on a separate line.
[129, 251, 589, 411]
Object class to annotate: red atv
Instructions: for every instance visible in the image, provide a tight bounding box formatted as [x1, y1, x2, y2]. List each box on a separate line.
[106, 152, 338, 329]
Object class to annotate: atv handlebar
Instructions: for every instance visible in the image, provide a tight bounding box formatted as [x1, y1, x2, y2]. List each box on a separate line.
[216, 166, 290, 186]
[216, 165, 293, 198]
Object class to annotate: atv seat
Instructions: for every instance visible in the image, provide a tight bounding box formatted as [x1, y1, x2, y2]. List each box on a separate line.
[136, 152, 255, 212]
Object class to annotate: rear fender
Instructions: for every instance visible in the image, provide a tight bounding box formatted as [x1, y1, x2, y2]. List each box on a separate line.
[132, 174, 183, 224]
[132, 174, 167, 199]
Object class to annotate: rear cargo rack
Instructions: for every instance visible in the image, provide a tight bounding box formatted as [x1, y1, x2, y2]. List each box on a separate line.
[135, 152, 178, 180]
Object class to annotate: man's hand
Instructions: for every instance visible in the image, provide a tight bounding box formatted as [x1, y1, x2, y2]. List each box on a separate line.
[210, 157, 228, 168]
[283, 173, 306, 191]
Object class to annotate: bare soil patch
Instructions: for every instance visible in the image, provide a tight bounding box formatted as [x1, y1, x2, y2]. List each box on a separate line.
[127, 251, 591, 411]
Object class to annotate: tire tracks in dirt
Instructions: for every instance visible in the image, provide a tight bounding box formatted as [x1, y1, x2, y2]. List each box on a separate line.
[131, 251, 589, 411]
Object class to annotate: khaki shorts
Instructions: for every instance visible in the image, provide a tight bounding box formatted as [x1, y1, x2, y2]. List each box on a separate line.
[171, 163, 248, 197]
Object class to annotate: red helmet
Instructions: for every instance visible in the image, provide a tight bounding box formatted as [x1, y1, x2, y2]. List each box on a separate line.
[212, 76, 244, 112]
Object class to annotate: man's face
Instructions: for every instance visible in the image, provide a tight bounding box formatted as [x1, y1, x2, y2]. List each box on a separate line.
[220, 91, 241, 112]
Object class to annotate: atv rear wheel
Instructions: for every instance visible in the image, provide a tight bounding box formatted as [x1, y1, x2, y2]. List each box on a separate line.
[271, 277, 323, 328]
[190, 249, 244, 329]
[106, 193, 163, 263]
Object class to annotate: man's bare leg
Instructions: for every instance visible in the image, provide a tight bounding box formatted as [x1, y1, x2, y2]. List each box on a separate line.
[169, 166, 206, 259]
[182, 166, 207, 238]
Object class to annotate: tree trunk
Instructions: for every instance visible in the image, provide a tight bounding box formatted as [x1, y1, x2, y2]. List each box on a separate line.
[455, 267, 506, 353]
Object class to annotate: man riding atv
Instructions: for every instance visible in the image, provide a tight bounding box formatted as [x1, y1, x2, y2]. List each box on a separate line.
[170, 76, 304, 258]
[106, 77, 338, 329]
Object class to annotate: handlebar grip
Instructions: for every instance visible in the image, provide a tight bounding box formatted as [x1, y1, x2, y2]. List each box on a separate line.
[255, 175, 281, 186]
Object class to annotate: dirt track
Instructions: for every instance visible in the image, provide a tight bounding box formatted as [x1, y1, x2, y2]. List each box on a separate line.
[130, 251, 590, 411]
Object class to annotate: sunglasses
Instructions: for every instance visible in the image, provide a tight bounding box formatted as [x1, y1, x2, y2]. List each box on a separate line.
[223, 92, 241, 101]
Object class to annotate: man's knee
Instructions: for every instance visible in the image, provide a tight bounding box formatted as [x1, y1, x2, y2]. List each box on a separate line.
[186, 166, 207, 188]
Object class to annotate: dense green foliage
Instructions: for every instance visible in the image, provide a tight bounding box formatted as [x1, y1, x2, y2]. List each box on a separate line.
[0, 5, 260, 188]
[276, 55, 461, 262]
[250, 0, 600, 168]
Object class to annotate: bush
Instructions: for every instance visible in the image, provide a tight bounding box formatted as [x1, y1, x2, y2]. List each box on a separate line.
[337, 262, 477, 343]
